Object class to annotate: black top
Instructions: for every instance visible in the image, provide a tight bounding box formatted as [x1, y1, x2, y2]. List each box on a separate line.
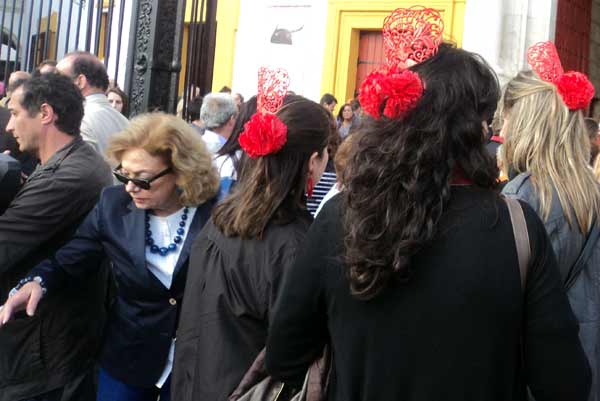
[266, 187, 591, 401]
[172, 211, 312, 401]
[30, 186, 216, 388]
[0, 137, 112, 400]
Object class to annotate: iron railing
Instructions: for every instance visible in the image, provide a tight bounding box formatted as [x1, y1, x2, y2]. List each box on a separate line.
[0, 0, 218, 116]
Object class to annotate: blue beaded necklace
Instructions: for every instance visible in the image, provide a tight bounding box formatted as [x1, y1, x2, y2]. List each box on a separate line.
[145, 207, 189, 256]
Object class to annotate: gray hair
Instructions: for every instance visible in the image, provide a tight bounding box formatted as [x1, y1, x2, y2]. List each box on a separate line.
[200, 92, 237, 129]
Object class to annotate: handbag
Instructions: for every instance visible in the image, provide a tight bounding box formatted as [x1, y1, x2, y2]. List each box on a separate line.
[230, 347, 331, 401]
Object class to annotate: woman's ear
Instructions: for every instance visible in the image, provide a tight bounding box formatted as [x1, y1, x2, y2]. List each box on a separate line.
[308, 151, 320, 175]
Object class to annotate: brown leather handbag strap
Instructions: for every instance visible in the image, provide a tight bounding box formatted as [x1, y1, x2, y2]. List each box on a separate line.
[504, 196, 531, 292]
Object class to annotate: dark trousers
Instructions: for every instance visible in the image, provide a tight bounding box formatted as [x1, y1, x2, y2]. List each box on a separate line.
[20, 369, 96, 401]
[96, 368, 171, 401]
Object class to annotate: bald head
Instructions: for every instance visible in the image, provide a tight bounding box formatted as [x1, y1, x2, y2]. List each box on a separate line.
[57, 51, 109, 96]
[7, 71, 31, 97]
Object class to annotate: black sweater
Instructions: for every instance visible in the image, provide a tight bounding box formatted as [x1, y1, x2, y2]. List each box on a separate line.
[266, 187, 590, 401]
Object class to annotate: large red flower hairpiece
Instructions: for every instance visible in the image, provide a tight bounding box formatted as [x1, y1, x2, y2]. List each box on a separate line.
[239, 67, 290, 158]
[527, 41, 594, 111]
[358, 6, 443, 120]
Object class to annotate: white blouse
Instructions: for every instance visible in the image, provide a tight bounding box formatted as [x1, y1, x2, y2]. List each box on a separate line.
[145, 206, 197, 388]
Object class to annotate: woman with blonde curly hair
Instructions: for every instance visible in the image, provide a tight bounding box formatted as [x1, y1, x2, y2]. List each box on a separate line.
[0, 113, 220, 401]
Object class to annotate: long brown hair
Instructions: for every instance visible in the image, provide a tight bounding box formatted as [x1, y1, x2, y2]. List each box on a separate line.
[212, 96, 331, 238]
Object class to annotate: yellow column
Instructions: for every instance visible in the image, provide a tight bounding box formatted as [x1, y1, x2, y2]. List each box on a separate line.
[321, 0, 466, 112]
[211, 0, 240, 92]
[179, 0, 240, 95]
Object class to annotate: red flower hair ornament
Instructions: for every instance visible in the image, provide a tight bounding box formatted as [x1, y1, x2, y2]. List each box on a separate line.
[527, 41, 594, 111]
[358, 6, 443, 120]
[239, 67, 290, 158]
[359, 67, 423, 119]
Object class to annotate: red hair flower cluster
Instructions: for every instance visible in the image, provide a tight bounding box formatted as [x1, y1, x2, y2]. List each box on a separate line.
[527, 41, 595, 111]
[238, 112, 287, 158]
[555, 71, 595, 111]
[358, 67, 423, 120]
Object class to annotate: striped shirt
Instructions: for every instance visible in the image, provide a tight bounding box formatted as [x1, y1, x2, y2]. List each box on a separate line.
[307, 170, 337, 216]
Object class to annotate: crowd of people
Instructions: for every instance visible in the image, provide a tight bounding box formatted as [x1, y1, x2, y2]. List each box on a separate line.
[0, 5, 599, 401]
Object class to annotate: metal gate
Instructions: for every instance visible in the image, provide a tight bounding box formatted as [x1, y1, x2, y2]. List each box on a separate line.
[0, 0, 217, 117]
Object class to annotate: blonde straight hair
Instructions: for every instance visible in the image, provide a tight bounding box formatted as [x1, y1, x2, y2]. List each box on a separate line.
[501, 71, 600, 233]
[594, 155, 600, 181]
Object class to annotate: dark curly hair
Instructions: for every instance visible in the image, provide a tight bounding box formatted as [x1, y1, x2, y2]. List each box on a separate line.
[18, 73, 84, 137]
[344, 44, 500, 300]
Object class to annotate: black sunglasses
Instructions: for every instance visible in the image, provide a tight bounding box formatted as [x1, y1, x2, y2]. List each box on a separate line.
[113, 165, 172, 190]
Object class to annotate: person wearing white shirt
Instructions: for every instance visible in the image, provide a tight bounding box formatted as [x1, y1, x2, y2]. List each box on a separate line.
[57, 51, 129, 156]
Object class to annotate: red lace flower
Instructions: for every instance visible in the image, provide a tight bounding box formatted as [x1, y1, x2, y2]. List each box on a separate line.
[527, 41, 595, 111]
[359, 68, 423, 119]
[238, 113, 288, 158]
[555, 71, 595, 111]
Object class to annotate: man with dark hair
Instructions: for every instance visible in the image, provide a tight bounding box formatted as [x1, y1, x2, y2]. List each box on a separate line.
[187, 94, 204, 135]
[320, 93, 338, 113]
[32, 59, 58, 77]
[233, 92, 244, 107]
[0, 73, 112, 401]
[57, 51, 128, 155]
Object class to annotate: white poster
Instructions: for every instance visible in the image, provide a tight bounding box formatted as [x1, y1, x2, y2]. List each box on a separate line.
[231, 0, 328, 102]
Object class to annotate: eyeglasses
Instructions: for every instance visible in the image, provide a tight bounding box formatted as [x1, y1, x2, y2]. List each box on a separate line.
[113, 165, 172, 190]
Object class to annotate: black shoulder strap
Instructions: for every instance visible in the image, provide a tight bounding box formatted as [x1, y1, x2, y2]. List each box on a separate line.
[565, 220, 600, 290]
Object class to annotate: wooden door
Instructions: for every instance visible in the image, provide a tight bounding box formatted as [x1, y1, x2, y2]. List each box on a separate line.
[555, 0, 591, 73]
[355, 30, 384, 98]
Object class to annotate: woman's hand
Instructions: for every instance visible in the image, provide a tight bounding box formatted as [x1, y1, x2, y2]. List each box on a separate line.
[0, 282, 44, 326]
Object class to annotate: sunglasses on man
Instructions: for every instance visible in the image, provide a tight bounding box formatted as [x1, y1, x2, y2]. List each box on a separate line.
[113, 165, 172, 190]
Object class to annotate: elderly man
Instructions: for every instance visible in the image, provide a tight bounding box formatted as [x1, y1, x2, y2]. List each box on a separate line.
[0, 73, 111, 401]
[199, 92, 237, 154]
[57, 51, 128, 156]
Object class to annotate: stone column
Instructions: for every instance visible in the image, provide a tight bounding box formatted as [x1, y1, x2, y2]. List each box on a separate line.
[462, 0, 558, 85]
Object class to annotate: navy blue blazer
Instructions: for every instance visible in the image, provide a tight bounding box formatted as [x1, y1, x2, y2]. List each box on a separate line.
[31, 185, 216, 388]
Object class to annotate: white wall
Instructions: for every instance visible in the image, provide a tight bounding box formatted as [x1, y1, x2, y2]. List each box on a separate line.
[462, 0, 558, 85]
[230, 0, 328, 103]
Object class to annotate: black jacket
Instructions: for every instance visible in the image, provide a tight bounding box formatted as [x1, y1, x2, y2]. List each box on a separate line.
[266, 189, 591, 401]
[0, 137, 112, 400]
[172, 211, 312, 401]
[30, 185, 216, 388]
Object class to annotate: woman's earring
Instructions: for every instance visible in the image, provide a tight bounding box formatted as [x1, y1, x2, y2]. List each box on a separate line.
[306, 177, 314, 198]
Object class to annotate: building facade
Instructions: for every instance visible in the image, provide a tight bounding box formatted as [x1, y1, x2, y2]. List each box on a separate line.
[211, 0, 599, 116]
